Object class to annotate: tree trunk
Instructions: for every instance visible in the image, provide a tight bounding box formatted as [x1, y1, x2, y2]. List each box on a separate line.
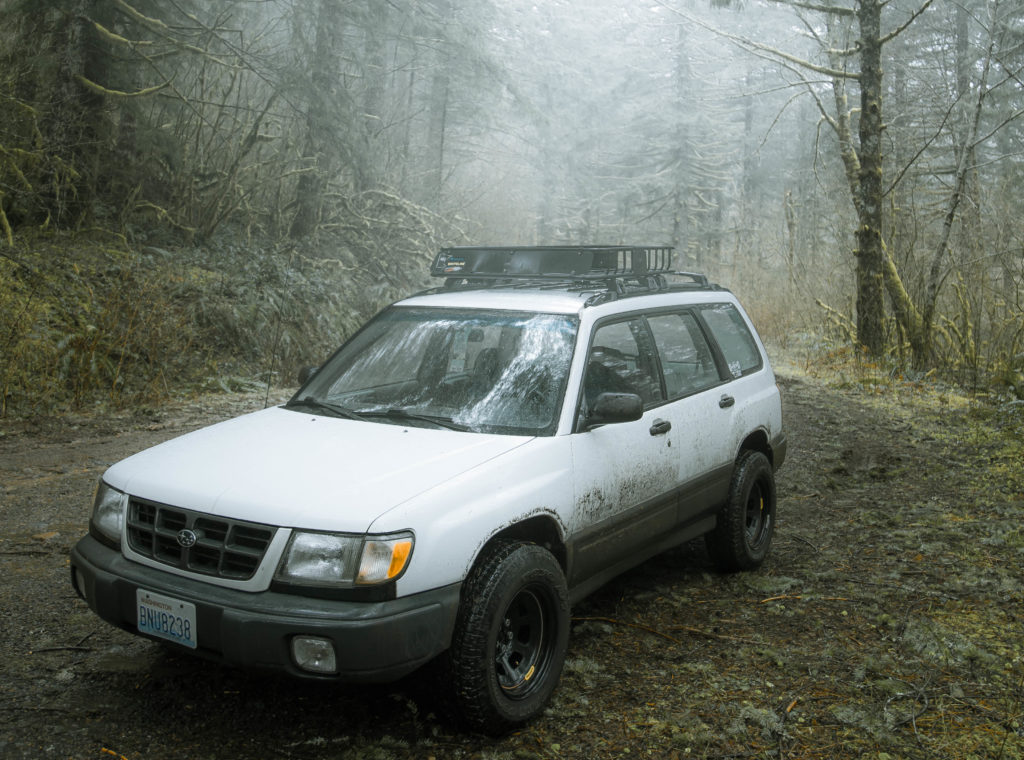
[421, 0, 453, 209]
[45, 0, 105, 227]
[854, 0, 887, 356]
[671, 23, 692, 267]
[424, 68, 450, 208]
[289, 0, 340, 239]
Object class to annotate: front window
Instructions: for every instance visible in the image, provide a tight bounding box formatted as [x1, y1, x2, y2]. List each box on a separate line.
[291, 307, 578, 435]
[582, 318, 665, 410]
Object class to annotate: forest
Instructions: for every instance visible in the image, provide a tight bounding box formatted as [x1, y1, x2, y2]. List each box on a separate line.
[3, 3, 1024, 758]
[0, 0, 1022, 413]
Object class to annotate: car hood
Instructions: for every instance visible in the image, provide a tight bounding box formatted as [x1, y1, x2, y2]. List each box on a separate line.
[103, 406, 532, 532]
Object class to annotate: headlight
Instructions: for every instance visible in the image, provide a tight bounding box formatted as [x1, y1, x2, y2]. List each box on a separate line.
[276, 531, 413, 587]
[90, 480, 125, 547]
[275, 532, 362, 586]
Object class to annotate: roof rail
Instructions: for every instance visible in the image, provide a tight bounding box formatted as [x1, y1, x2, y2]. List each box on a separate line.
[424, 246, 717, 302]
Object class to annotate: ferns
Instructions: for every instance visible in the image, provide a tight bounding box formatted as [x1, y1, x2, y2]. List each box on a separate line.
[0, 203, 442, 416]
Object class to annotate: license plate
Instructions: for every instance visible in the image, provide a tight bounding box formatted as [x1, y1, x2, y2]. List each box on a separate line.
[137, 589, 197, 649]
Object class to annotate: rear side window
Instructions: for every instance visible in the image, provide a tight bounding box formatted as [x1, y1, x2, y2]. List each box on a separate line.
[647, 312, 720, 398]
[699, 304, 763, 378]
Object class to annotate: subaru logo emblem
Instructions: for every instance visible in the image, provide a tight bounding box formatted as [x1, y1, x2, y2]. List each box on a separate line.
[176, 529, 198, 548]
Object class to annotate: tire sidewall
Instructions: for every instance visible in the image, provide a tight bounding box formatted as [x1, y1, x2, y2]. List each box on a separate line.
[708, 450, 777, 571]
[448, 541, 570, 733]
[736, 451, 776, 564]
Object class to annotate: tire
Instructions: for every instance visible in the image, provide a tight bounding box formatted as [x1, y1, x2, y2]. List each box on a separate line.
[705, 450, 777, 572]
[442, 540, 569, 735]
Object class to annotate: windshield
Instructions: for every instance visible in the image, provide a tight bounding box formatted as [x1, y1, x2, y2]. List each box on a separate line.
[291, 307, 579, 435]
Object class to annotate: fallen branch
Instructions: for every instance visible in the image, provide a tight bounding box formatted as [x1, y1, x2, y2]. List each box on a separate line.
[786, 533, 822, 553]
[815, 298, 857, 344]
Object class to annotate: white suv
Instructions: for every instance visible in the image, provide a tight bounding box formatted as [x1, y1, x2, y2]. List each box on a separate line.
[71, 246, 786, 734]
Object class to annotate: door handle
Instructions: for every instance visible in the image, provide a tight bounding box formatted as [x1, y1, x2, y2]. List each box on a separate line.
[649, 419, 672, 436]
[719, 395, 735, 409]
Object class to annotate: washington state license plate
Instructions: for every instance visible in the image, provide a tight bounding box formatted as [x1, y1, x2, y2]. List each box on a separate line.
[137, 589, 197, 649]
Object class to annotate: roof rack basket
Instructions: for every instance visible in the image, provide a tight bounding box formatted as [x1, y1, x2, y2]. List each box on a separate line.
[431, 245, 673, 280]
[427, 246, 712, 300]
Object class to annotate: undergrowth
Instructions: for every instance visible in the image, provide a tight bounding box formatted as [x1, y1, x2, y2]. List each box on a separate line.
[0, 227, 433, 416]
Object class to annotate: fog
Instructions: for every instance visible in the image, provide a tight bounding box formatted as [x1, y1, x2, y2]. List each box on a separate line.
[2, 0, 1022, 378]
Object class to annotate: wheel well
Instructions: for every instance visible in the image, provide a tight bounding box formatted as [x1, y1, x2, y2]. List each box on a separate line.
[739, 429, 773, 467]
[479, 515, 567, 574]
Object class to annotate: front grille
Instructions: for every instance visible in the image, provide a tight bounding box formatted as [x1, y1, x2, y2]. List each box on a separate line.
[127, 498, 276, 580]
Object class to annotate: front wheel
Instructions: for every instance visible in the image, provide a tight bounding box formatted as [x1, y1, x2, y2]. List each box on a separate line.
[705, 450, 777, 572]
[442, 540, 569, 735]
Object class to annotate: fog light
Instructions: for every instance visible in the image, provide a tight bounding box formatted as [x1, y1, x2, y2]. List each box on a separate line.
[291, 636, 337, 674]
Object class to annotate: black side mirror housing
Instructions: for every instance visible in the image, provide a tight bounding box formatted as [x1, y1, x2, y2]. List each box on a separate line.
[583, 392, 643, 430]
[297, 366, 318, 385]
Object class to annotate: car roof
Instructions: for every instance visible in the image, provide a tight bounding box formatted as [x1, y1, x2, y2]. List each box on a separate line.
[396, 288, 592, 315]
[395, 284, 740, 317]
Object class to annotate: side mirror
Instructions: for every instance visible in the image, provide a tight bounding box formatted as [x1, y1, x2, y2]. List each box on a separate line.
[583, 392, 643, 430]
[297, 366, 318, 385]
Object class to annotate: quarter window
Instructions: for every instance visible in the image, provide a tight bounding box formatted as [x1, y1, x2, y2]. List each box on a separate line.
[699, 304, 762, 378]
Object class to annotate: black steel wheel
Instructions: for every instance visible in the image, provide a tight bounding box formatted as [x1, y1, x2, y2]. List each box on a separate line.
[442, 540, 569, 735]
[706, 450, 777, 572]
[495, 586, 549, 694]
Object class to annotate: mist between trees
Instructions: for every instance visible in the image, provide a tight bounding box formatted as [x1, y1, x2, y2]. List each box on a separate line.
[0, 0, 1022, 414]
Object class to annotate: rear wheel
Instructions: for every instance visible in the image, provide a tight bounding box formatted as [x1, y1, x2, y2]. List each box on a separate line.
[442, 540, 569, 735]
[706, 450, 777, 571]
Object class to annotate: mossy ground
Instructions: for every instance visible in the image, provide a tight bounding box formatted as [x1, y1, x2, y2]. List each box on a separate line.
[1, 356, 1022, 759]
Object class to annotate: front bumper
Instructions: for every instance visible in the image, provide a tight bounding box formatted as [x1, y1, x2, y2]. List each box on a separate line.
[70, 534, 460, 682]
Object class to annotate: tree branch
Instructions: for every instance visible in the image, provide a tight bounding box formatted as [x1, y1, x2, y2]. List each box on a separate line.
[74, 75, 170, 98]
[879, 0, 936, 46]
[884, 94, 958, 198]
[111, 0, 238, 69]
[653, 0, 859, 79]
[766, 0, 856, 17]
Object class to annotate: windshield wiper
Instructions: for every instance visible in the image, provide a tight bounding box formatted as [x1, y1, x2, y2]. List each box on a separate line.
[286, 397, 366, 421]
[356, 408, 472, 432]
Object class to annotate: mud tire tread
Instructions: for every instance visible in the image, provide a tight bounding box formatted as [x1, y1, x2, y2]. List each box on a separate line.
[705, 449, 777, 572]
[440, 539, 569, 735]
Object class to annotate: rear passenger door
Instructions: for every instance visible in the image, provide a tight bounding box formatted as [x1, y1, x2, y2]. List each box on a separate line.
[696, 302, 773, 467]
[645, 310, 735, 522]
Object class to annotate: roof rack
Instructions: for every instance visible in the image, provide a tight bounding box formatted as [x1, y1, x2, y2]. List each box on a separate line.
[425, 246, 716, 304]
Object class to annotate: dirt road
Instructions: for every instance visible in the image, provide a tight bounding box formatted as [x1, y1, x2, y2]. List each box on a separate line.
[2, 366, 1022, 759]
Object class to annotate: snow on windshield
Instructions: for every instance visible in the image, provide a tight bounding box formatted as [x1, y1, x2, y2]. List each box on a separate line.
[455, 313, 575, 432]
[312, 308, 578, 435]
